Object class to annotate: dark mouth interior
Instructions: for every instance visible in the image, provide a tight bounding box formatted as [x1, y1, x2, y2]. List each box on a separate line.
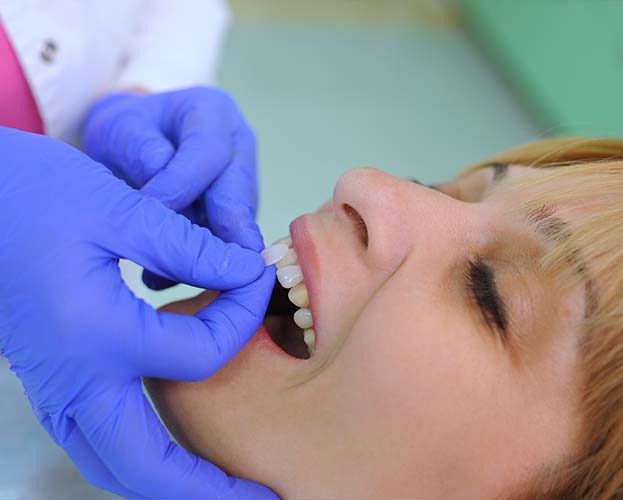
[263, 282, 310, 359]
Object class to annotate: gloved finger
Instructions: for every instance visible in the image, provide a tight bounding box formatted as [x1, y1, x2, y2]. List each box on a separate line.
[63, 426, 148, 499]
[125, 266, 274, 380]
[203, 120, 263, 252]
[76, 381, 280, 500]
[83, 104, 175, 187]
[141, 107, 234, 211]
[100, 190, 265, 291]
[140, 201, 206, 291]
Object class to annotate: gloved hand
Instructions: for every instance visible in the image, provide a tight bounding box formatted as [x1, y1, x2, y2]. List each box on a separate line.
[82, 87, 261, 291]
[0, 128, 278, 500]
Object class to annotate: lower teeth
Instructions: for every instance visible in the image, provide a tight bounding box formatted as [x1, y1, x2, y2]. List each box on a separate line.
[303, 329, 316, 355]
[264, 281, 312, 359]
[263, 315, 310, 359]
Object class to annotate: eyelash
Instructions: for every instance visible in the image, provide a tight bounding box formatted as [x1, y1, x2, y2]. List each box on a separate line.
[466, 259, 509, 342]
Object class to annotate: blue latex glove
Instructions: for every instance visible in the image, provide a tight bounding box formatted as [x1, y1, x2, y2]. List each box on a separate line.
[82, 87, 261, 291]
[0, 127, 278, 500]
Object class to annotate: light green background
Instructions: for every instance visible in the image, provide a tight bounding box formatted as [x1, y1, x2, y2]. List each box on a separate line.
[460, 0, 623, 136]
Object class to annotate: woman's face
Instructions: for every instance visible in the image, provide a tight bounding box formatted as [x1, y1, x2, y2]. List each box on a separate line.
[147, 165, 586, 500]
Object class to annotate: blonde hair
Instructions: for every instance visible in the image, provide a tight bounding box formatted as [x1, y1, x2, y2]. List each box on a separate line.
[462, 138, 623, 500]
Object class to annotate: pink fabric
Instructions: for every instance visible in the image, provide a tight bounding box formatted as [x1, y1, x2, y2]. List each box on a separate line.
[0, 20, 43, 133]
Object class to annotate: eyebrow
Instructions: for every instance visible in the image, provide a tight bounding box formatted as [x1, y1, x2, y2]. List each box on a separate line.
[413, 164, 510, 198]
[489, 163, 509, 183]
[525, 205, 595, 318]
[409, 178, 442, 191]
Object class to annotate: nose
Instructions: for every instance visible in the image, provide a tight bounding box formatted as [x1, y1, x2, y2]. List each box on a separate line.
[332, 167, 468, 272]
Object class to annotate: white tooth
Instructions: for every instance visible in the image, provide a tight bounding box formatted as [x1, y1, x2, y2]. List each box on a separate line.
[288, 283, 309, 308]
[261, 243, 289, 266]
[276, 265, 303, 289]
[303, 328, 316, 356]
[293, 308, 313, 329]
[276, 248, 298, 269]
[272, 236, 292, 246]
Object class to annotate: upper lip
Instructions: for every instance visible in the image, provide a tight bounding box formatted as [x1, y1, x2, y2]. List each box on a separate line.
[289, 215, 322, 357]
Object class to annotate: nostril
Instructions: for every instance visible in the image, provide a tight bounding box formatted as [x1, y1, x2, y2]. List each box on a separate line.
[342, 203, 368, 247]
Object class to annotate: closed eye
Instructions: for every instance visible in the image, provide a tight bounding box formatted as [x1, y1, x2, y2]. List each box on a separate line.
[411, 170, 511, 342]
[466, 259, 509, 343]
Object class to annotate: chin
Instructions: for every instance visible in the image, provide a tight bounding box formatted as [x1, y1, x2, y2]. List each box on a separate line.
[144, 322, 304, 498]
[146, 336, 266, 472]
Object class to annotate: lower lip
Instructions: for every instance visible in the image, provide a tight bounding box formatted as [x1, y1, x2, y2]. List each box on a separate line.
[247, 324, 295, 360]
[248, 321, 316, 364]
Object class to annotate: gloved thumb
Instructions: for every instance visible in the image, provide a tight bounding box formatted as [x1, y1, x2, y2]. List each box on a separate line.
[83, 94, 175, 188]
[96, 184, 266, 291]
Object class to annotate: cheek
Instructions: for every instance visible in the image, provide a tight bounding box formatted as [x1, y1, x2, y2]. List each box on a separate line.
[145, 347, 301, 489]
[342, 294, 486, 431]
[317, 285, 518, 489]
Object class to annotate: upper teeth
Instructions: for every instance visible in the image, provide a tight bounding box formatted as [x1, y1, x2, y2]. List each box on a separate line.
[276, 265, 303, 288]
[276, 248, 298, 268]
[261, 237, 316, 356]
[288, 283, 309, 308]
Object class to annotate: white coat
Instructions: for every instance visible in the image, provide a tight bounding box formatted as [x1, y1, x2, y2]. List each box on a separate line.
[0, 0, 230, 145]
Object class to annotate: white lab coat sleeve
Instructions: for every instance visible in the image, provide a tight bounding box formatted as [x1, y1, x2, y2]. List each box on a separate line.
[115, 0, 231, 91]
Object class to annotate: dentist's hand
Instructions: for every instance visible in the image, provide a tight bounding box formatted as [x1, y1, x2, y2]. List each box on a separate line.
[0, 128, 277, 500]
[82, 87, 261, 291]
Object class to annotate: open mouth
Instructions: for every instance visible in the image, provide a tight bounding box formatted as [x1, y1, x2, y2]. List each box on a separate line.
[264, 281, 310, 359]
[261, 237, 315, 360]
